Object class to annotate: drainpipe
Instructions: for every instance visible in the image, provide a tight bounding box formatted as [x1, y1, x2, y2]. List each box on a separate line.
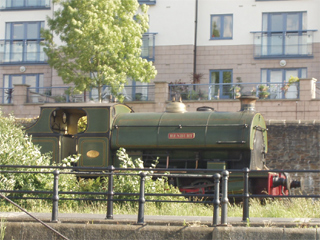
[193, 0, 198, 78]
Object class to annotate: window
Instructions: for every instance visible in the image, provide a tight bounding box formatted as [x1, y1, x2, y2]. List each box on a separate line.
[209, 70, 232, 99]
[256, 12, 312, 58]
[210, 14, 233, 40]
[261, 68, 306, 99]
[138, 0, 156, 5]
[3, 74, 43, 103]
[141, 33, 157, 61]
[1, 21, 46, 64]
[0, 0, 50, 10]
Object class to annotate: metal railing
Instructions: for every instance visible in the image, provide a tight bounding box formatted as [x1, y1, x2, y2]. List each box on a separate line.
[0, 87, 13, 104]
[0, 165, 319, 226]
[26, 85, 155, 104]
[168, 82, 300, 101]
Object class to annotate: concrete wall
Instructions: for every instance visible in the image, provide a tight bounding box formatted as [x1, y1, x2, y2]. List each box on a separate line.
[3, 221, 320, 240]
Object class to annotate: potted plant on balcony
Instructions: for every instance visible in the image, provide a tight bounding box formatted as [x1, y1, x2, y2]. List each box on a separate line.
[258, 84, 270, 99]
[281, 76, 299, 97]
[135, 93, 143, 101]
[230, 85, 241, 98]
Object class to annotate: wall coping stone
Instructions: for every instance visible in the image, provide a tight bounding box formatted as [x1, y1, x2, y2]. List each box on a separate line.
[266, 119, 320, 126]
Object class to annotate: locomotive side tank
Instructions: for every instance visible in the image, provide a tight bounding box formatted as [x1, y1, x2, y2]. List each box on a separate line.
[111, 96, 267, 172]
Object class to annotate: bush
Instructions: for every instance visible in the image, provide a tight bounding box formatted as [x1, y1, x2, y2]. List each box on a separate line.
[113, 148, 185, 207]
[0, 111, 79, 194]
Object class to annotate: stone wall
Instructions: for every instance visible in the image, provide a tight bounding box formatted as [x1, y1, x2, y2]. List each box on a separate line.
[266, 121, 320, 195]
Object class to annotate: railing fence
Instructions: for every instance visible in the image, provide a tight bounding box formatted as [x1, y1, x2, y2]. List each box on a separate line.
[0, 165, 319, 226]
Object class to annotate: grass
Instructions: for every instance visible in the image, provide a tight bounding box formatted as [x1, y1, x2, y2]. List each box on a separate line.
[0, 218, 6, 240]
[0, 198, 319, 219]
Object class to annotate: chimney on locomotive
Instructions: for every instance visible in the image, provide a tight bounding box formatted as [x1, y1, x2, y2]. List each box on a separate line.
[239, 95, 258, 112]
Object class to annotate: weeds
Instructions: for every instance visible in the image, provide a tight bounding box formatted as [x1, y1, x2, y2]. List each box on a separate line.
[0, 198, 319, 219]
[0, 218, 6, 240]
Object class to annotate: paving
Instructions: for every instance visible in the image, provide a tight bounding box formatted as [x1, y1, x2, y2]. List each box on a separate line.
[1, 212, 320, 240]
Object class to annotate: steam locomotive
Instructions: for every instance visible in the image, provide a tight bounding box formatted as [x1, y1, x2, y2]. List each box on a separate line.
[26, 96, 300, 196]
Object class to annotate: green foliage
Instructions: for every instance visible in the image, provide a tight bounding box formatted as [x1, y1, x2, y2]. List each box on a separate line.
[77, 116, 87, 133]
[114, 148, 185, 206]
[42, 0, 157, 102]
[258, 84, 270, 99]
[0, 111, 80, 195]
[0, 218, 6, 240]
[0, 112, 52, 192]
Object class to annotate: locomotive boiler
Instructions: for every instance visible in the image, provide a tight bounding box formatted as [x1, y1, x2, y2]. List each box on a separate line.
[25, 96, 299, 196]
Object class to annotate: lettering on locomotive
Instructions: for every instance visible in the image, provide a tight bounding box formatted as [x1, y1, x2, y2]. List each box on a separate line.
[168, 133, 195, 139]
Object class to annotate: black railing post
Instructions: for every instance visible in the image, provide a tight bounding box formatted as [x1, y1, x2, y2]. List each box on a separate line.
[221, 170, 229, 226]
[51, 170, 59, 223]
[106, 165, 115, 220]
[213, 173, 220, 227]
[242, 167, 250, 222]
[137, 171, 147, 225]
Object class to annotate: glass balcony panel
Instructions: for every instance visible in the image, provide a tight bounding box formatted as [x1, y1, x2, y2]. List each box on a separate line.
[270, 34, 283, 55]
[285, 33, 299, 55]
[252, 31, 314, 58]
[12, 41, 23, 61]
[0, 39, 46, 63]
[26, 41, 37, 61]
[12, 0, 23, 7]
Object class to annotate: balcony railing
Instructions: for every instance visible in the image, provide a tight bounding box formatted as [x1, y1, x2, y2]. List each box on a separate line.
[0, 88, 13, 104]
[0, 0, 50, 10]
[141, 33, 157, 62]
[169, 82, 300, 101]
[24, 85, 155, 104]
[0, 39, 47, 64]
[90, 85, 155, 102]
[252, 30, 316, 58]
[1, 82, 300, 105]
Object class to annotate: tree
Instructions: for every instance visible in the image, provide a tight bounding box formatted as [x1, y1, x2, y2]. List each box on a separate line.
[42, 0, 157, 102]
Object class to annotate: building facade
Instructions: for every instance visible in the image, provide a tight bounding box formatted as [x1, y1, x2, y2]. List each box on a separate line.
[147, 0, 320, 92]
[0, 0, 319, 109]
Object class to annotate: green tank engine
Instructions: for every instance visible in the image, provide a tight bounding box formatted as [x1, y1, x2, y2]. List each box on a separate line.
[25, 97, 299, 196]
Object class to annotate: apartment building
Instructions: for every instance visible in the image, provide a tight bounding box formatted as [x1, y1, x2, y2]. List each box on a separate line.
[0, 0, 319, 104]
[147, 0, 320, 99]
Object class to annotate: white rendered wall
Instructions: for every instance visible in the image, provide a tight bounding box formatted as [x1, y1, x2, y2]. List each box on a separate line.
[148, 0, 320, 47]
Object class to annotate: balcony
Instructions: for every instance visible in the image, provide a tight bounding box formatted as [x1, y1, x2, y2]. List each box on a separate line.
[168, 82, 300, 101]
[252, 30, 316, 59]
[0, 0, 50, 10]
[141, 33, 157, 62]
[138, 0, 156, 5]
[0, 39, 47, 64]
[15, 85, 156, 104]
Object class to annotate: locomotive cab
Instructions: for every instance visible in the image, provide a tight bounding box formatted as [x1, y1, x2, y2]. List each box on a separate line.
[25, 103, 132, 166]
